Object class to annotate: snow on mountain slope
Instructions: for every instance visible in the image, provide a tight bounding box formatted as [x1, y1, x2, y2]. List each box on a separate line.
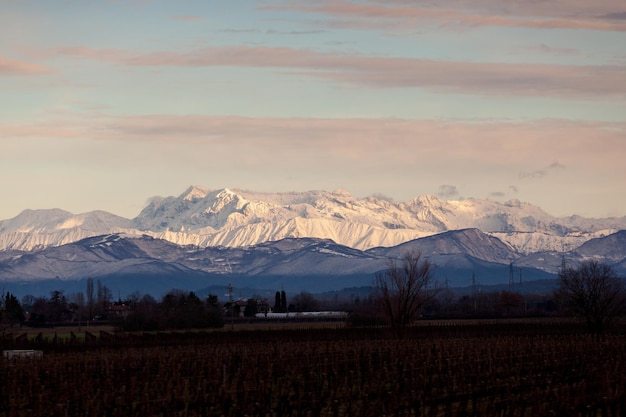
[575, 230, 626, 262]
[377, 228, 518, 265]
[0, 209, 135, 251]
[0, 209, 131, 233]
[488, 230, 618, 256]
[1, 186, 625, 253]
[131, 187, 626, 252]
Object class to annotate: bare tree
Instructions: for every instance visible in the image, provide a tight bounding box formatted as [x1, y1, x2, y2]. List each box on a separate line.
[557, 260, 626, 336]
[374, 251, 439, 335]
[291, 291, 320, 312]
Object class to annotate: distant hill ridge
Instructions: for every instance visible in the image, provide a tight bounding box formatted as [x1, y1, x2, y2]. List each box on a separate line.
[1, 229, 624, 298]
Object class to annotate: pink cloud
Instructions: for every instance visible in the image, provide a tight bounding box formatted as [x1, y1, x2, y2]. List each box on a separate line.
[57, 46, 134, 62]
[0, 122, 85, 139]
[261, 1, 626, 32]
[3, 115, 624, 193]
[57, 45, 626, 98]
[3, 114, 624, 218]
[101, 116, 626, 166]
[0, 54, 55, 75]
[296, 59, 626, 98]
[7, 114, 623, 156]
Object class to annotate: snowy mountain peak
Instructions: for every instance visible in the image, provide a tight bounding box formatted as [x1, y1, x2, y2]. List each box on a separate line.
[180, 185, 211, 201]
[332, 188, 353, 197]
[1, 209, 73, 233]
[412, 194, 443, 206]
[204, 188, 247, 216]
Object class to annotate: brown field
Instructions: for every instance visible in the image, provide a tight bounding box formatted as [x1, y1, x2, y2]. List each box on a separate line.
[3, 318, 347, 341]
[2, 319, 625, 417]
[2, 324, 117, 340]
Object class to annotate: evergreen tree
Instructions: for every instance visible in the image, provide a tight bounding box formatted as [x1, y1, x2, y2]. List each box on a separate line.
[281, 290, 287, 313]
[2, 292, 25, 327]
[48, 290, 70, 322]
[207, 294, 219, 307]
[274, 291, 281, 312]
[244, 298, 258, 317]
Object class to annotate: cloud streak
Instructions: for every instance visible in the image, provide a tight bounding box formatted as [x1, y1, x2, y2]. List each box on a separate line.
[437, 184, 460, 199]
[0, 54, 55, 75]
[263, 0, 626, 32]
[3, 115, 624, 168]
[55, 45, 626, 98]
[520, 161, 566, 179]
[2, 114, 625, 217]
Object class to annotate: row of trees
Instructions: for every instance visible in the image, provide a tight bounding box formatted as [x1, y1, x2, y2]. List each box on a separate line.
[373, 251, 626, 336]
[118, 290, 223, 331]
[3, 251, 624, 335]
[1, 284, 223, 331]
[4, 285, 319, 331]
[16, 278, 114, 326]
[271, 290, 320, 313]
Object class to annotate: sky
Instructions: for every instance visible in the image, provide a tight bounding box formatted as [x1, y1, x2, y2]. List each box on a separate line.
[1, 0, 625, 220]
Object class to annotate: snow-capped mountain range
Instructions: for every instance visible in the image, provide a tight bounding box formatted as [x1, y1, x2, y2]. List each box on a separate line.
[1, 185, 624, 254]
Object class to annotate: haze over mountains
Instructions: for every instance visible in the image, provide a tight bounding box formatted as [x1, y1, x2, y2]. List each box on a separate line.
[1, 186, 624, 297]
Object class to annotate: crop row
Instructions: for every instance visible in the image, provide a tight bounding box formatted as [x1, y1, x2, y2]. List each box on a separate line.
[2, 329, 625, 417]
[2, 318, 603, 352]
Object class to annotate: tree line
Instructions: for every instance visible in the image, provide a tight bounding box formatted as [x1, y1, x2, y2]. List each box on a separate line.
[0, 278, 225, 331]
[2, 253, 624, 335]
[0, 281, 320, 332]
[369, 251, 626, 337]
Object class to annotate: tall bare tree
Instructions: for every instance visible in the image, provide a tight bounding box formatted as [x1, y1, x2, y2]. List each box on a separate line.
[374, 251, 438, 335]
[557, 260, 626, 336]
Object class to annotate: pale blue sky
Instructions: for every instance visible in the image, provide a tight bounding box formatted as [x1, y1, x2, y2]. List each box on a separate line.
[1, 0, 625, 219]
